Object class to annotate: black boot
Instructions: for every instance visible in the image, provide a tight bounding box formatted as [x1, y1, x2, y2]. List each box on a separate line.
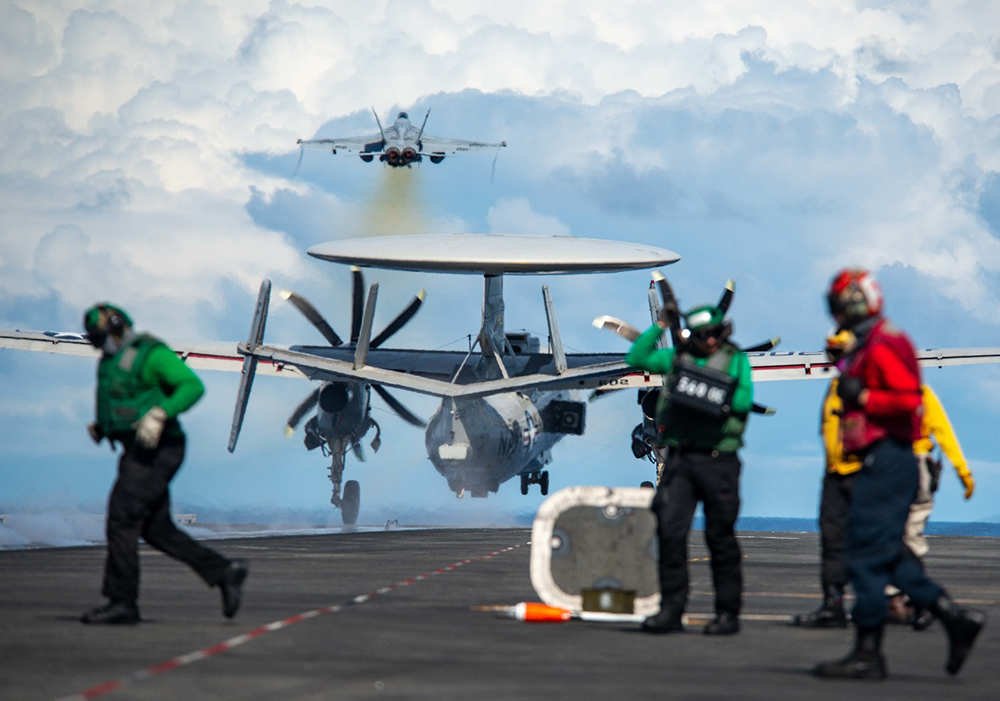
[642, 608, 684, 634]
[911, 607, 935, 631]
[81, 600, 140, 625]
[219, 559, 249, 619]
[794, 585, 847, 628]
[929, 595, 986, 675]
[813, 625, 886, 679]
[704, 612, 740, 635]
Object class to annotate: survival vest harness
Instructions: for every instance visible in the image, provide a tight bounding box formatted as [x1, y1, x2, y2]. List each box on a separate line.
[96, 334, 170, 439]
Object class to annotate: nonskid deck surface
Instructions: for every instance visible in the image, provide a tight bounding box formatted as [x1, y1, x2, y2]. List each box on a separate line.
[1, 529, 997, 700]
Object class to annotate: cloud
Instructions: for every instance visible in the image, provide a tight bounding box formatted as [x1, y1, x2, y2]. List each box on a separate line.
[486, 197, 570, 235]
[3, 1, 1000, 522]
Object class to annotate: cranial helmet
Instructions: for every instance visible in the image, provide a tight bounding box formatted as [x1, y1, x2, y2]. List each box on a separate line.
[684, 305, 724, 331]
[681, 305, 731, 349]
[827, 268, 883, 327]
[83, 303, 133, 348]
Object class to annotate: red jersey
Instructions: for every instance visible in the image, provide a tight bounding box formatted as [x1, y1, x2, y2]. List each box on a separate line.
[840, 318, 923, 453]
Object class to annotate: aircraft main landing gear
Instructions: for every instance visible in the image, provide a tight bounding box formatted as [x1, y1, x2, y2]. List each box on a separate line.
[520, 470, 549, 496]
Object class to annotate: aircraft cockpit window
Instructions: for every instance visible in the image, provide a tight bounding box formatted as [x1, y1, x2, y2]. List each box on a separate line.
[398, 111, 409, 120]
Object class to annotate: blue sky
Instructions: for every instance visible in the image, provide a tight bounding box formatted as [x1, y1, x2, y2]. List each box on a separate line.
[3, 1, 1000, 536]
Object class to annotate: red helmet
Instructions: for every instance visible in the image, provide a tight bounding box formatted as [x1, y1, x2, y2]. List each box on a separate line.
[827, 268, 883, 325]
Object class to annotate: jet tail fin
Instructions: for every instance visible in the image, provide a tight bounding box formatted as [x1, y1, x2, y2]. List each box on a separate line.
[372, 107, 387, 145]
[229, 279, 271, 453]
[416, 109, 431, 148]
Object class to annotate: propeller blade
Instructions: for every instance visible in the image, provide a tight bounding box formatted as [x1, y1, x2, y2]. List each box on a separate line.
[651, 271, 682, 347]
[742, 336, 781, 353]
[280, 290, 343, 347]
[352, 441, 366, 462]
[587, 387, 625, 402]
[285, 388, 320, 436]
[717, 279, 735, 314]
[371, 290, 426, 348]
[592, 315, 641, 342]
[350, 266, 364, 344]
[372, 384, 427, 427]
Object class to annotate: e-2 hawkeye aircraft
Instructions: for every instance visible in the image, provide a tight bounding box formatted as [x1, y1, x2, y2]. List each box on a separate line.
[297, 109, 506, 168]
[4, 234, 1000, 525]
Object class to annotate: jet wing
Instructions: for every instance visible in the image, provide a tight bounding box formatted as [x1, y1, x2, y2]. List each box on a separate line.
[297, 134, 386, 154]
[418, 135, 507, 154]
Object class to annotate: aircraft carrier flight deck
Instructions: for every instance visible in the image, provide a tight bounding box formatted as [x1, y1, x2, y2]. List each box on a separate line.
[1, 528, 998, 700]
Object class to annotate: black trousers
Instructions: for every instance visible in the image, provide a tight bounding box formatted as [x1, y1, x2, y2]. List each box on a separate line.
[102, 435, 229, 603]
[846, 439, 943, 628]
[651, 450, 742, 617]
[818, 470, 857, 592]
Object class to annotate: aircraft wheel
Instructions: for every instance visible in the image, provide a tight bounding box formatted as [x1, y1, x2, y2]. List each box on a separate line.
[520, 473, 529, 495]
[540, 471, 549, 496]
[341, 480, 360, 525]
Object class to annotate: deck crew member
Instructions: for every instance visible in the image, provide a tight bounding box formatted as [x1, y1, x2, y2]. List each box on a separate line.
[813, 269, 985, 679]
[627, 301, 753, 636]
[81, 303, 248, 624]
[793, 331, 860, 629]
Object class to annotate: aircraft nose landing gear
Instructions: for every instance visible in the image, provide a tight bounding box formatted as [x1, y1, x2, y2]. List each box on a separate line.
[328, 454, 361, 525]
[520, 470, 550, 496]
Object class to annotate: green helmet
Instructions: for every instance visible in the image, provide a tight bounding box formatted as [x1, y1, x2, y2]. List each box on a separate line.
[83, 303, 133, 348]
[684, 305, 724, 331]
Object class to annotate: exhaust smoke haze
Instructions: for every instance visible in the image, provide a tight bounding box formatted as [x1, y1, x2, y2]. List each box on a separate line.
[362, 168, 429, 238]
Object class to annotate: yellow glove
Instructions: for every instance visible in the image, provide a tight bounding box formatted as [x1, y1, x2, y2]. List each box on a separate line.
[134, 406, 167, 449]
[959, 471, 974, 500]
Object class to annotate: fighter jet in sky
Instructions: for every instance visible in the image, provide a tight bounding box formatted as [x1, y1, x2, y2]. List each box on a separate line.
[296, 109, 506, 167]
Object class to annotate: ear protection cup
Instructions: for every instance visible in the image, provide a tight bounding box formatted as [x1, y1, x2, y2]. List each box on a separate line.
[103, 306, 125, 337]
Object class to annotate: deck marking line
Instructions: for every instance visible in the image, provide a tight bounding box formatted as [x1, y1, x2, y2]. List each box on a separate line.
[53, 541, 527, 701]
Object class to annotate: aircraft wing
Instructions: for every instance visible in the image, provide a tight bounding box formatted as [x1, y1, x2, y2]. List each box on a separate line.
[5, 328, 1000, 395]
[0, 330, 306, 379]
[418, 134, 507, 154]
[575, 346, 1000, 390]
[297, 134, 385, 154]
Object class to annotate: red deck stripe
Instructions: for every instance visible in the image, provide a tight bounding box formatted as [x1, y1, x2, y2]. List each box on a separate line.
[54, 542, 526, 701]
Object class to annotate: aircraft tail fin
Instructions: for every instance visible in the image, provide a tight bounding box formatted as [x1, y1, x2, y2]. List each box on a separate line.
[372, 107, 387, 145]
[229, 279, 271, 453]
[416, 109, 431, 148]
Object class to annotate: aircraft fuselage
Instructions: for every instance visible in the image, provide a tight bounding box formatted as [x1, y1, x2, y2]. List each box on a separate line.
[380, 113, 422, 167]
[425, 389, 577, 498]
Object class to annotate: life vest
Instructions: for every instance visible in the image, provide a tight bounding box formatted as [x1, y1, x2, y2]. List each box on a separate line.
[656, 343, 747, 451]
[95, 334, 170, 438]
[840, 319, 922, 453]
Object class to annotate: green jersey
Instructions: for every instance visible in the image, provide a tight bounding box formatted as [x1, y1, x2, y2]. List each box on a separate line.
[95, 334, 205, 441]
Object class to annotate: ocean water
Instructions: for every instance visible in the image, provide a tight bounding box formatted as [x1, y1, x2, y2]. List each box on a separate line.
[730, 516, 1000, 537]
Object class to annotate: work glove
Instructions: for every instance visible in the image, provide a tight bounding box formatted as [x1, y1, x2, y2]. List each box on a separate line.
[134, 406, 167, 449]
[836, 376, 864, 405]
[959, 471, 975, 500]
[658, 301, 680, 330]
